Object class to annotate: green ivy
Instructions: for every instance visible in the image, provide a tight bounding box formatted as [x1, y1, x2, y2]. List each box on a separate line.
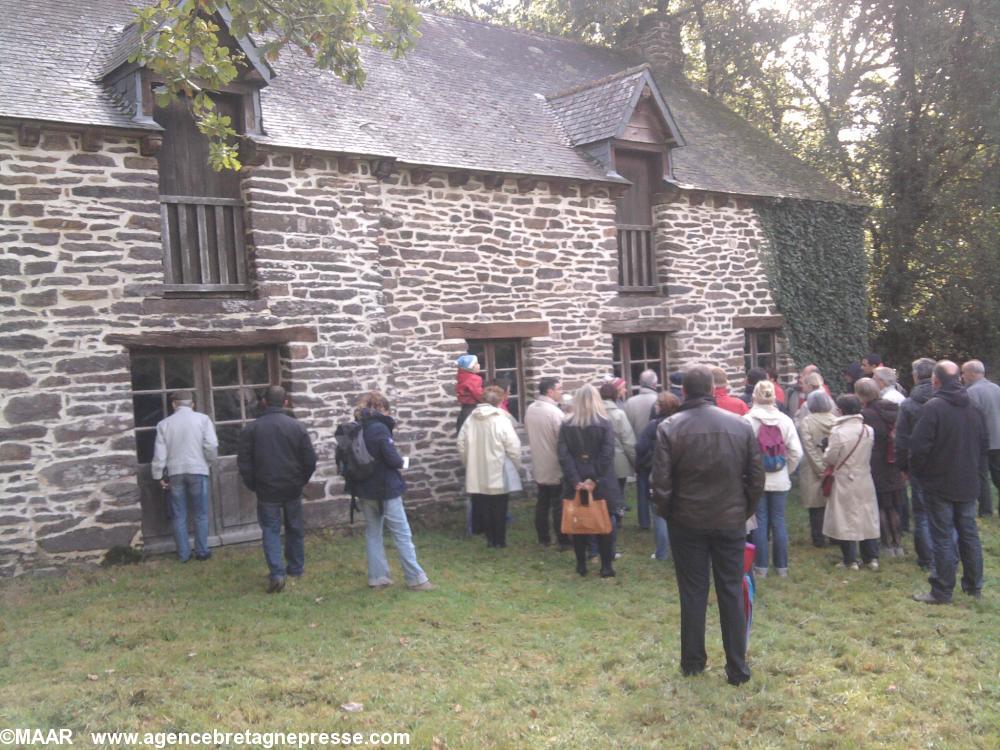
[755, 199, 869, 393]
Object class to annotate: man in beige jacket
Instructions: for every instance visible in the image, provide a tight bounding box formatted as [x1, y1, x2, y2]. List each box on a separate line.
[524, 377, 569, 548]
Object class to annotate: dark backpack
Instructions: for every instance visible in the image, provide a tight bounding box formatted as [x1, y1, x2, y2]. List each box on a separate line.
[335, 421, 377, 521]
[757, 423, 787, 473]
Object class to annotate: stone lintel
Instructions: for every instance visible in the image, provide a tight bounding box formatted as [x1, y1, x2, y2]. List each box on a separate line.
[105, 326, 318, 349]
[443, 320, 549, 340]
[602, 316, 684, 334]
[733, 315, 785, 329]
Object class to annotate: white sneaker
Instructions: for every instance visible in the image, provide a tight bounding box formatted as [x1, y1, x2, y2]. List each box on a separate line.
[867, 560, 880, 571]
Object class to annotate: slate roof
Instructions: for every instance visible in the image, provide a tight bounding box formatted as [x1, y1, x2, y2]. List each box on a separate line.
[0, 0, 861, 203]
[546, 65, 682, 148]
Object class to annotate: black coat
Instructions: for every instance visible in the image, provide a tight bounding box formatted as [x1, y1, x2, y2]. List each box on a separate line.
[895, 378, 933, 472]
[636, 413, 668, 473]
[651, 396, 765, 532]
[354, 410, 407, 501]
[909, 378, 989, 499]
[862, 399, 906, 492]
[557, 418, 624, 511]
[237, 407, 317, 502]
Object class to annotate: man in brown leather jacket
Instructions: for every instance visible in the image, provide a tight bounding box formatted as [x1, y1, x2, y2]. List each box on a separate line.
[652, 365, 765, 686]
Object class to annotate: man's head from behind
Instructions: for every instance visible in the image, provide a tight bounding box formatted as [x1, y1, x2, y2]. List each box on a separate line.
[683, 365, 714, 400]
[170, 390, 194, 408]
[912, 357, 935, 382]
[264, 385, 287, 408]
[932, 360, 960, 390]
[746, 367, 767, 387]
[710, 367, 729, 389]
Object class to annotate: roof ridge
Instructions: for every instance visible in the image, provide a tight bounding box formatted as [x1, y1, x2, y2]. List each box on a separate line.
[544, 64, 651, 101]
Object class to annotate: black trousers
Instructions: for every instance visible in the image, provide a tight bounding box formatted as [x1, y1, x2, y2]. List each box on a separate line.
[978, 449, 1000, 516]
[471, 493, 509, 547]
[572, 533, 613, 572]
[535, 483, 568, 545]
[808, 507, 826, 546]
[668, 522, 750, 683]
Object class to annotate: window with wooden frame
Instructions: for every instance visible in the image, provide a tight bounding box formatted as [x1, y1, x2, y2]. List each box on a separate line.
[153, 92, 250, 294]
[614, 148, 662, 292]
[744, 329, 778, 373]
[129, 349, 278, 462]
[465, 339, 526, 421]
[612, 334, 667, 394]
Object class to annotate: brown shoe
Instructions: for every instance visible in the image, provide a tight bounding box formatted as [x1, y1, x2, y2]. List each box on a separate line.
[407, 581, 435, 591]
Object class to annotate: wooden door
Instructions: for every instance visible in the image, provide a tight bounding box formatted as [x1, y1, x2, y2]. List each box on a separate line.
[129, 349, 278, 553]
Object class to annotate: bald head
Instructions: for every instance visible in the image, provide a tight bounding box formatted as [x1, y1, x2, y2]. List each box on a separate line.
[933, 359, 960, 388]
[961, 359, 986, 384]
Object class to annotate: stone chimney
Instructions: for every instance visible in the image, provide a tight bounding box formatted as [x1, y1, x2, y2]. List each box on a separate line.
[618, 12, 687, 80]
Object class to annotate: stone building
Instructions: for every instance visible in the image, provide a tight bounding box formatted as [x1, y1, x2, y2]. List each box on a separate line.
[0, 2, 865, 574]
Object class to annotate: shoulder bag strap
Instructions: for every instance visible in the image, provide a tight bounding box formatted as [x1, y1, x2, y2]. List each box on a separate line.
[835, 423, 866, 472]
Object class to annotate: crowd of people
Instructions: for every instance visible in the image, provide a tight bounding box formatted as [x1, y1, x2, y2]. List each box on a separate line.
[148, 349, 997, 685]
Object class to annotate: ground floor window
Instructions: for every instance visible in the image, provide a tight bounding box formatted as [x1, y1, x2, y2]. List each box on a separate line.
[129, 349, 279, 462]
[744, 329, 778, 373]
[612, 334, 667, 394]
[465, 339, 526, 421]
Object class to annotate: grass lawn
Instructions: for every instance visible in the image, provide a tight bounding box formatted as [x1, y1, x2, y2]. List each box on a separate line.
[1, 492, 998, 749]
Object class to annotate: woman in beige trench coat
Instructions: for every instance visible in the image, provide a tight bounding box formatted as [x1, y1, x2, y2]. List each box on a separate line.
[797, 390, 838, 547]
[822, 394, 881, 570]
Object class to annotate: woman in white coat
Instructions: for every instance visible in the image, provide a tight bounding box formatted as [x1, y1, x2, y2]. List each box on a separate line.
[458, 385, 522, 548]
[744, 380, 802, 577]
[822, 394, 881, 570]
[797, 390, 838, 547]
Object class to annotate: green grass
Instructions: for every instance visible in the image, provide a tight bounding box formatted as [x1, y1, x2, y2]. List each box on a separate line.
[1, 493, 998, 749]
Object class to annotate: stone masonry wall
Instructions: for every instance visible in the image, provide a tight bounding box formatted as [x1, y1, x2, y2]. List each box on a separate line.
[2, 123, 797, 575]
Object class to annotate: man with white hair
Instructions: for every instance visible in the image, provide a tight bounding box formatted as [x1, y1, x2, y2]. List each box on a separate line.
[962, 359, 1000, 517]
[151, 390, 219, 563]
[625, 369, 660, 530]
[873, 366, 905, 404]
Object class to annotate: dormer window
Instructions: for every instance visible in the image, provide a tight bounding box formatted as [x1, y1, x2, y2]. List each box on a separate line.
[97, 9, 273, 296]
[546, 66, 682, 295]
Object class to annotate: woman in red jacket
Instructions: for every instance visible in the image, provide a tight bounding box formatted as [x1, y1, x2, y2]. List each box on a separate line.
[455, 354, 484, 434]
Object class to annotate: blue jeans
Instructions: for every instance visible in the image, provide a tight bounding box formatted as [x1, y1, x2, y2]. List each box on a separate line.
[167, 473, 209, 561]
[636, 470, 651, 529]
[652, 514, 670, 560]
[910, 477, 935, 569]
[753, 491, 788, 571]
[926, 496, 983, 601]
[362, 497, 428, 586]
[257, 498, 305, 580]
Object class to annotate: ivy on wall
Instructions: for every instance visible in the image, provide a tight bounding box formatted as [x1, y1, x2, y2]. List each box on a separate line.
[755, 198, 869, 393]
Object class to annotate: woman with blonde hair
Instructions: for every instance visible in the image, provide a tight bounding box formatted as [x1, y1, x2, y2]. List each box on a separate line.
[352, 391, 433, 591]
[458, 385, 522, 548]
[557, 385, 624, 577]
[744, 379, 802, 577]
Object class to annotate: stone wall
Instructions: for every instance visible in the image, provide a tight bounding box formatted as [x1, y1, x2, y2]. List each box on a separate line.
[1, 124, 797, 575]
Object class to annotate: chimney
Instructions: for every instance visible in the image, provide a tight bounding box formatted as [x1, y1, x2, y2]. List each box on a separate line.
[618, 12, 687, 80]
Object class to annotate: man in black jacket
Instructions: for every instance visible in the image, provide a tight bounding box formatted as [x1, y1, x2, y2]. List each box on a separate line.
[652, 366, 765, 685]
[238, 386, 317, 593]
[909, 361, 986, 604]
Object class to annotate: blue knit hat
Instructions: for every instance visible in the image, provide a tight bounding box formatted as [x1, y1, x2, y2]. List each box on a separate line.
[457, 354, 478, 370]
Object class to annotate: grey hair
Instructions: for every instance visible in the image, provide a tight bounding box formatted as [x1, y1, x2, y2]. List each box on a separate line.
[912, 357, 935, 380]
[873, 366, 897, 386]
[639, 369, 659, 388]
[962, 359, 986, 376]
[806, 389, 834, 414]
[854, 377, 880, 403]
